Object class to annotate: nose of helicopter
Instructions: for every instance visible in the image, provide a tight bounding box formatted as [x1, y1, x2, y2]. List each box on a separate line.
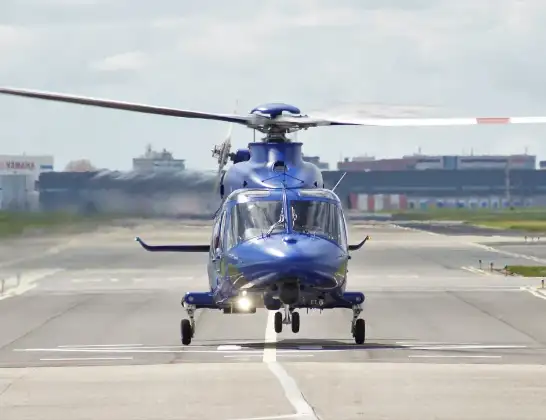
[234, 234, 347, 289]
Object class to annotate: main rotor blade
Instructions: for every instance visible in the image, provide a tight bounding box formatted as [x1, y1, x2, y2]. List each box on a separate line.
[0, 87, 250, 125]
[309, 116, 546, 127]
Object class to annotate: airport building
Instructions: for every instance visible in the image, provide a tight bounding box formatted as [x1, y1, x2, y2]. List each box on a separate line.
[132, 144, 186, 172]
[0, 154, 54, 211]
[302, 154, 329, 170]
[337, 154, 536, 171]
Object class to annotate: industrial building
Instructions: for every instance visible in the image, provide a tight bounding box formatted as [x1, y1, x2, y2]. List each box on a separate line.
[302, 154, 329, 170]
[132, 145, 186, 172]
[338, 154, 536, 171]
[0, 154, 54, 211]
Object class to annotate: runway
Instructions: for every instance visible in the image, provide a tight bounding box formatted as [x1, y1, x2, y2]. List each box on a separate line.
[2, 220, 546, 419]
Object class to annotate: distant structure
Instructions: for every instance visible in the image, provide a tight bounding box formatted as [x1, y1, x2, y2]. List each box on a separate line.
[64, 159, 96, 172]
[338, 154, 536, 171]
[302, 154, 329, 170]
[0, 154, 54, 211]
[133, 144, 186, 172]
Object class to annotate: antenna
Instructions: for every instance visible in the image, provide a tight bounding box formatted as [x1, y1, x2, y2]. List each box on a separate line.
[332, 172, 347, 192]
[505, 158, 511, 208]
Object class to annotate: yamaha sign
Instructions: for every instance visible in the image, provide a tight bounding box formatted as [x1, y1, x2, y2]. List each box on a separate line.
[0, 160, 36, 172]
[6, 161, 35, 170]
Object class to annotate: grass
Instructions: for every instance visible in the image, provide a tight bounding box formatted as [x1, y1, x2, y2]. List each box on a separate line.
[0, 211, 120, 238]
[389, 207, 546, 232]
[505, 265, 546, 277]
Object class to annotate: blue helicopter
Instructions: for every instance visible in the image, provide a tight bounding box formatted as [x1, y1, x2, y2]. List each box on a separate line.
[2, 87, 546, 346]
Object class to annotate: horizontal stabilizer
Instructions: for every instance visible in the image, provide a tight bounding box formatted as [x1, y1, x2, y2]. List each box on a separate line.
[348, 235, 370, 251]
[135, 236, 210, 252]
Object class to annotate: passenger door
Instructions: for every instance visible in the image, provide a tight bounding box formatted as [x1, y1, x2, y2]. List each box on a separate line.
[213, 210, 227, 277]
[208, 211, 224, 289]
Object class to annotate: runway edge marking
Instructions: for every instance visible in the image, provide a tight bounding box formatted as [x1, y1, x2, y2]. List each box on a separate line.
[263, 311, 318, 420]
[0, 269, 64, 301]
[521, 286, 546, 301]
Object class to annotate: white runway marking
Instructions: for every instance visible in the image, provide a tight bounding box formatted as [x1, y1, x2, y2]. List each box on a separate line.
[405, 344, 527, 350]
[14, 347, 341, 355]
[217, 345, 242, 351]
[408, 355, 502, 359]
[57, 344, 144, 348]
[521, 286, 546, 301]
[460, 266, 493, 276]
[0, 269, 63, 301]
[40, 357, 133, 361]
[263, 312, 318, 420]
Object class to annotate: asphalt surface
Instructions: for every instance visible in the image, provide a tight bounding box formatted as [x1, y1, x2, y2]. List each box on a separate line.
[2, 220, 546, 419]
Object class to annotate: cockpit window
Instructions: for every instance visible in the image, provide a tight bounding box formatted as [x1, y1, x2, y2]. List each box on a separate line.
[290, 200, 341, 244]
[227, 201, 284, 246]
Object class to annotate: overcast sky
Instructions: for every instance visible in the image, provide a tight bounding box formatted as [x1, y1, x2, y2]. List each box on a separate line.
[2, 0, 546, 171]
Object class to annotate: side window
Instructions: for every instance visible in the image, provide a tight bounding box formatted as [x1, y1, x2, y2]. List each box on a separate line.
[338, 206, 348, 250]
[218, 210, 227, 251]
[210, 212, 223, 254]
[226, 206, 238, 250]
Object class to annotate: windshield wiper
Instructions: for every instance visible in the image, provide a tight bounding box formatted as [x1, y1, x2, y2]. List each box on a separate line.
[266, 211, 286, 236]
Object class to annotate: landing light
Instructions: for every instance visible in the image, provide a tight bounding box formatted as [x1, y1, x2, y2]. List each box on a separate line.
[236, 296, 253, 312]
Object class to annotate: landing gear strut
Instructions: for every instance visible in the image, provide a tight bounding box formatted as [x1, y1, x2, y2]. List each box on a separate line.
[351, 304, 365, 344]
[180, 302, 196, 345]
[274, 305, 300, 333]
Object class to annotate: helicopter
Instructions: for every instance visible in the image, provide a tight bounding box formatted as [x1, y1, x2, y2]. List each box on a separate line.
[2, 87, 546, 347]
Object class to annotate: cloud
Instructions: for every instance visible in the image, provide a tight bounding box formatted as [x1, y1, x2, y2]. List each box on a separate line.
[1, 0, 546, 171]
[90, 51, 148, 72]
[0, 24, 34, 52]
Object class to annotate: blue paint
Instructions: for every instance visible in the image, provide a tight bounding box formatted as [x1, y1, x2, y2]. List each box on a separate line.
[134, 103, 369, 346]
[250, 103, 301, 118]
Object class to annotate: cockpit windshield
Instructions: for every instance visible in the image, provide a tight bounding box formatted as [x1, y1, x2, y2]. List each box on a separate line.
[291, 200, 342, 243]
[228, 201, 284, 245]
[227, 198, 343, 247]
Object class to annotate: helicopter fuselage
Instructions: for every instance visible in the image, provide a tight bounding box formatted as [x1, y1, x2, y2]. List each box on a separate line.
[207, 187, 350, 310]
[219, 142, 324, 200]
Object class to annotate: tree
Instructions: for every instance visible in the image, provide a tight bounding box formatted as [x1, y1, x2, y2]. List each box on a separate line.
[64, 159, 97, 172]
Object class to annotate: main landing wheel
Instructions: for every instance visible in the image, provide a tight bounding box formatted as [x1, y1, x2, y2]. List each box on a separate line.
[291, 312, 300, 333]
[181, 319, 193, 345]
[353, 319, 365, 345]
[274, 312, 283, 333]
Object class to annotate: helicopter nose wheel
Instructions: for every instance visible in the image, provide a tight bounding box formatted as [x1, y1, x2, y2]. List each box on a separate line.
[274, 306, 300, 334]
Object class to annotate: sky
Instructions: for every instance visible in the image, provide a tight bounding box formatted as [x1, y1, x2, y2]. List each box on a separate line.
[1, 0, 546, 171]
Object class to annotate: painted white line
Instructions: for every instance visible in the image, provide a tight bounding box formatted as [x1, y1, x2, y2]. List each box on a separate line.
[521, 286, 546, 301]
[227, 414, 301, 420]
[0, 269, 63, 301]
[396, 341, 493, 345]
[408, 355, 502, 359]
[14, 347, 341, 355]
[461, 266, 491, 276]
[263, 311, 318, 419]
[224, 354, 314, 359]
[217, 345, 242, 351]
[57, 344, 144, 348]
[406, 344, 527, 350]
[40, 357, 133, 361]
[263, 311, 277, 363]
[470, 242, 546, 264]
